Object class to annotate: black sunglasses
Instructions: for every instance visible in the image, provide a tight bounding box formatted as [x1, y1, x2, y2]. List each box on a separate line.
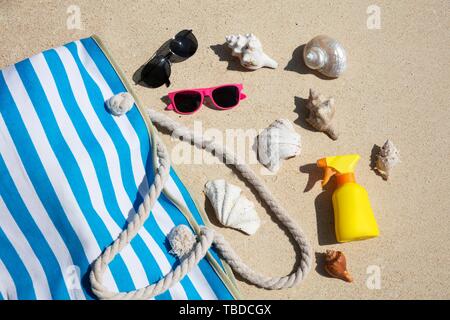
[140, 30, 198, 88]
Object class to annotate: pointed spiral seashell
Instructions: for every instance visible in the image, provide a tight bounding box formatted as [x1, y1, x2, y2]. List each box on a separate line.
[204, 179, 260, 235]
[324, 250, 353, 283]
[376, 139, 400, 180]
[303, 35, 347, 78]
[305, 89, 339, 140]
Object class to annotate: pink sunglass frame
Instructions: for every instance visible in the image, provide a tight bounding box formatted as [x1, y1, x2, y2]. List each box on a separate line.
[166, 83, 247, 114]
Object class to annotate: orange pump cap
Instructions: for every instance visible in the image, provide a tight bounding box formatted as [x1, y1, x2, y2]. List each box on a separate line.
[317, 158, 337, 187]
[316, 155, 360, 188]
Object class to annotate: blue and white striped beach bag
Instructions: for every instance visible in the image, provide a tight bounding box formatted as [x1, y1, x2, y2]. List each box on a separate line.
[0, 36, 240, 300]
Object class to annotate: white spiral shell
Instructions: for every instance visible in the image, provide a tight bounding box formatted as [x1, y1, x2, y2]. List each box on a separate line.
[257, 119, 302, 172]
[204, 180, 260, 235]
[303, 35, 347, 78]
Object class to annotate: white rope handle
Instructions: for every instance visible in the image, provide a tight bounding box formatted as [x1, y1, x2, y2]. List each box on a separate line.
[89, 108, 312, 300]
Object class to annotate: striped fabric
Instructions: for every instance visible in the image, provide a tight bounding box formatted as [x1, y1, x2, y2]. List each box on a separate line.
[0, 37, 237, 300]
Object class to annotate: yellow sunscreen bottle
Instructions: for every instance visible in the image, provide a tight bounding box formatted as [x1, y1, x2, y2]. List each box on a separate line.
[317, 154, 379, 242]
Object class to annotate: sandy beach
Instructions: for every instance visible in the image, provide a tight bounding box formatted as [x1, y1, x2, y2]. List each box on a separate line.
[1, 0, 449, 299]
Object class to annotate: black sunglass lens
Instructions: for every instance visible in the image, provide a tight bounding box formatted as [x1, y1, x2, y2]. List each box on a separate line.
[174, 91, 202, 113]
[141, 55, 171, 88]
[212, 86, 239, 108]
[170, 30, 198, 58]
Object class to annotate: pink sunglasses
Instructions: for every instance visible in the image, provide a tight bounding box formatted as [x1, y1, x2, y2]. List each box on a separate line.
[166, 83, 247, 114]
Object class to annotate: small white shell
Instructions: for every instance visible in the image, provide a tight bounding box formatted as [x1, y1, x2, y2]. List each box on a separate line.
[257, 119, 301, 172]
[303, 35, 347, 78]
[106, 92, 135, 116]
[205, 180, 260, 235]
[225, 33, 278, 70]
[376, 140, 400, 180]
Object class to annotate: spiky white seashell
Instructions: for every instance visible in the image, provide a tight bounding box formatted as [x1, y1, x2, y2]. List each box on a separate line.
[257, 119, 301, 172]
[106, 92, 135, 116]
[204, 180, 260, 235]
[376, 139, 400, 180]
[225, 33, 278, 70]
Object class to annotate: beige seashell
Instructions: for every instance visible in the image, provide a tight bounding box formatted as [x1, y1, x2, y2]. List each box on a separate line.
[376, 139, 400, 180]
[257, 119, 301, 172]
[225, 33, 278, 70]
[303, 35, 347, 78]
[305, 89, 339, 140]
[105, 92, 135, 116]
[204, 179, 260, 235]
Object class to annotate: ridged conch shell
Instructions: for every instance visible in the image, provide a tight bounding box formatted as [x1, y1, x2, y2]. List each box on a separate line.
[105, 92, 135, 116]
[204, 180, 260, 235]
[225, 33, 278, 70]
[305, 89, 339, 140]
[303, 35, 347, 78]
[257, 119, 301, 172]
[376, 139, 400, 180]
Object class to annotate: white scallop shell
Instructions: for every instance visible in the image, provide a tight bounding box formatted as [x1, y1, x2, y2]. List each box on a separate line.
[204, 180, 260, 235]
[303, 35, 347, 78]
[257, 119, 301, 172]
[225, 33, 278, 70]
[106, 92, 135, 116]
